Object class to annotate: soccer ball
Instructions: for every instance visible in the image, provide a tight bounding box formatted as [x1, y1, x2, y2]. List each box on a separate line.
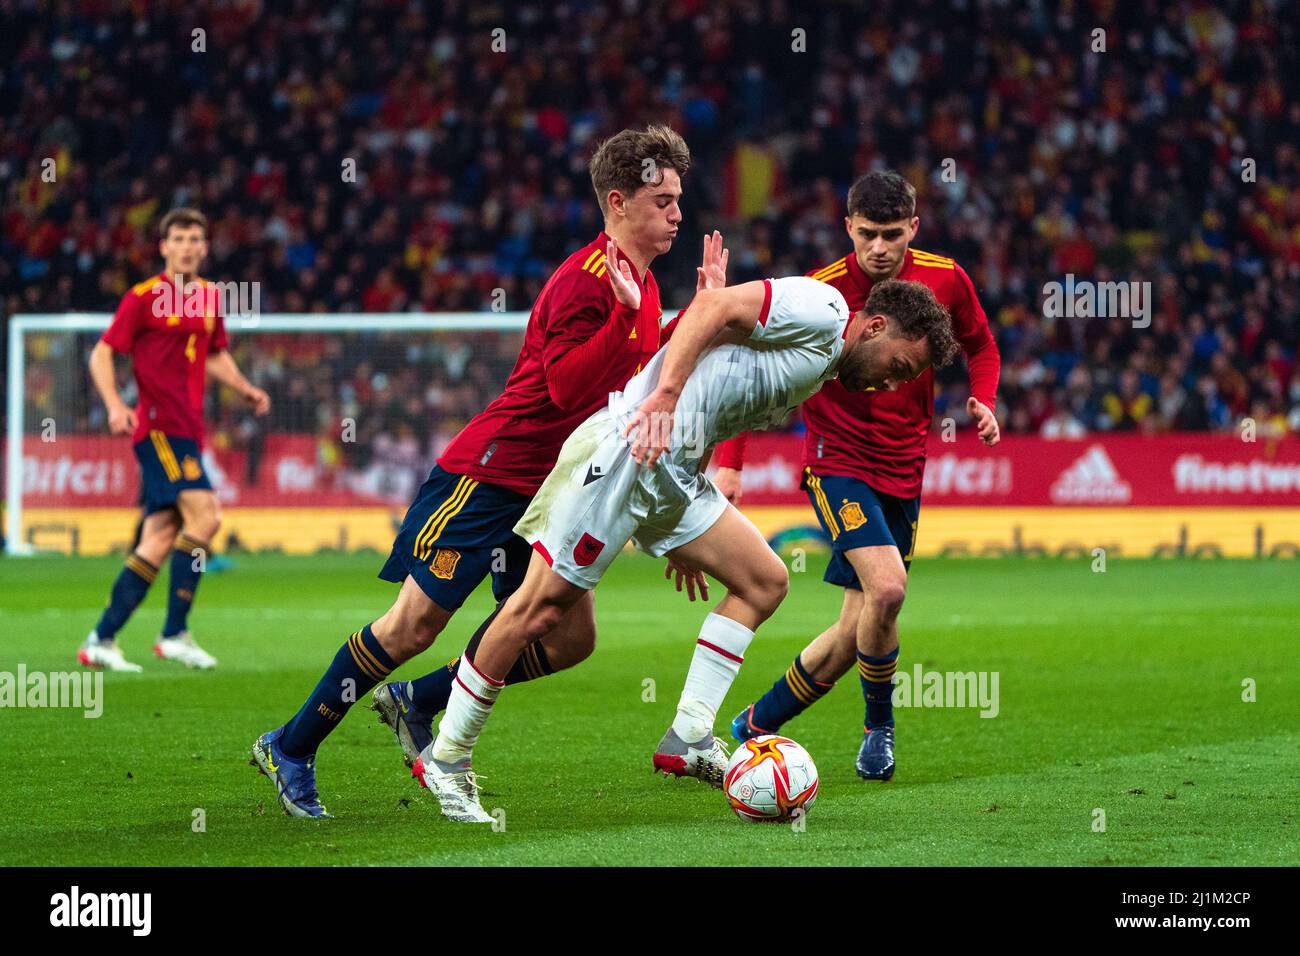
[724, 735, 819, 822]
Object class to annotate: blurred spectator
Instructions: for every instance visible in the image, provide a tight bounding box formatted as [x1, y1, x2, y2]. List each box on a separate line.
[2, 0, 1297, 448]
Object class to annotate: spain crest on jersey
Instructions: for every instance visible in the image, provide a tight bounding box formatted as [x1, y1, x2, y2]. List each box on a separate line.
[430, 548, 461, 580]
[181, 456, 203, 481]
[838, 500, 867, 531]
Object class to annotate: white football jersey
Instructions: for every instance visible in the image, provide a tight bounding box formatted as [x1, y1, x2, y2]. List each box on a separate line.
[609, 276, 849, 471]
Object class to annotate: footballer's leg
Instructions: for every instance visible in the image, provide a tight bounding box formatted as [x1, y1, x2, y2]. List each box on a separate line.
[731, 587, 861, 740]
[252, 465, 494, 817]
[79, 507, 179, 672]
[730, 471, 916, 782]
[391, 535, 596, 736]
[419, 551, 592, 822]
[847, 504, 916, 781]
[251, 575, 453, 818]
[650, 503, 789, 788]
[153, 486, 222, 669]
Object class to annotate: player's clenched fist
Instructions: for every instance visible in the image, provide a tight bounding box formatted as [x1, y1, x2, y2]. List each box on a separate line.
[245, 386, 272, 416]
[107, 403, 137, 436]
[967, 397, 1000, 446]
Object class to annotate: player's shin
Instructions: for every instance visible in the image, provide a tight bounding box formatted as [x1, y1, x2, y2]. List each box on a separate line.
[672, 612, 756, 743]
[408, 601, 555, 714]
[278, 624, 397, 758]
[858, 647, 899, 729]
[92, 553, 158, 643]
[747, 653, 834, 735]
[162, 532, 208, 638]
[429, 654, 503, 764]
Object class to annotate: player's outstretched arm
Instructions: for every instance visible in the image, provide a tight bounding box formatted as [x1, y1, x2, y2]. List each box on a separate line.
[624, 281, 766, 466]
[206, 350, 271, 415]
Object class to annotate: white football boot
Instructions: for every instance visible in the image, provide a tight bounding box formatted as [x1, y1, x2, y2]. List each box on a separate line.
[652, 727, 731, 788]
[153, 632, 218, 669]
[77, 633, 143, 672]
[411, 754, 494, 823]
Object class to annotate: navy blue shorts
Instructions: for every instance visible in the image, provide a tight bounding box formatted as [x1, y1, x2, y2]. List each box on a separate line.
[802, 467, 920, 589]
[379, 465, 533, 612]
[134, 431, 212, 515]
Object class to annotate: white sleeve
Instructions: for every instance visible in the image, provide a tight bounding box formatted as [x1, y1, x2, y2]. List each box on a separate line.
[748, 276, 848, 350]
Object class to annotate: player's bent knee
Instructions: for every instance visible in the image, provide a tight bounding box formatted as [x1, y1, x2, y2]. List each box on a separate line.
[746, 560, 789, 619]
[863, 579, 907, 619]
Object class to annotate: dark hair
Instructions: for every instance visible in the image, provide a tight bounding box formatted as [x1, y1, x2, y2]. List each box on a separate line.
[846, 170, 916, 223]
[589, 125, 690, 215]
[865, 278, 959, 367]
[159, 207, 208, 239]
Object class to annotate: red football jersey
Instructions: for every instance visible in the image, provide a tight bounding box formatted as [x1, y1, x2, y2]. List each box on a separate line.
[437, 232, 662, 495]
[714, 248, 1000, 497]
[101, 273, 229, 445]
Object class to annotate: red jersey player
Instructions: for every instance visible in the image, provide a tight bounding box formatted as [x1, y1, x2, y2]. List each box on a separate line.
[718, 171, 1002, 780]
[80, 208, 270, 672]
[251, 126, 729, 818]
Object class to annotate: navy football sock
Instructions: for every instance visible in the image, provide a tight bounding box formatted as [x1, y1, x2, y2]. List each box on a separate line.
[409, 657, 459, 714]
[162, 533, 207, 638]
[748, 654, 834, 734]
[93, 553, 158, 643]
[279, 624, 397, 758]
[858, 647, 899, 730]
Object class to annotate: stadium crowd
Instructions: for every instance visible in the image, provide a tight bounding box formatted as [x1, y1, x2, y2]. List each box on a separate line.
[4, 0, 1299, 492]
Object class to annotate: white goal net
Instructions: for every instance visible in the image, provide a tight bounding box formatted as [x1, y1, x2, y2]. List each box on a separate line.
[4, 313, 532, 556]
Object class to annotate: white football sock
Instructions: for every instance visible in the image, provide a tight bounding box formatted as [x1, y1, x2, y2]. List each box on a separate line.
[430, 655, 503, 764]
[672, 612, 755, 743]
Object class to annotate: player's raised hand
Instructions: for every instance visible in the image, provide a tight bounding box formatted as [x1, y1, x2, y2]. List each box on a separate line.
[108, 403, 137, 436]
[245, 386, 272, 416]
[664, 556, 709, 602]
[696, 230, 729, 292]
[967, 397, 1001, 446]
[604, 239, 641, 310]
[625, 385, 676, 468]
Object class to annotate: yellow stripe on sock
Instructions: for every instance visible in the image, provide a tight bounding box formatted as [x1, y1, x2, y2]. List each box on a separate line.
[126, 555, 157, 583]
[784, 665, 816, 705]
[522, 646, 539, 681]
[859, 662, 898, 680]
[175, 533, 207, 554]
[348, 631, 388, 681]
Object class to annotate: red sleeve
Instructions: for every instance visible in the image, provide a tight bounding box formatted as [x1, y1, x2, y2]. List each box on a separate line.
[950, 265, 1000, 410]
[712, 432, 748, 469]
[541, 271, 637, 411]
[101, 291, 140, 353]
[211, 312, 229, 352]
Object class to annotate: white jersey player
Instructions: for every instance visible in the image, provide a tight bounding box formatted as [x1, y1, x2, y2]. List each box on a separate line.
[417, 238, 959, 822]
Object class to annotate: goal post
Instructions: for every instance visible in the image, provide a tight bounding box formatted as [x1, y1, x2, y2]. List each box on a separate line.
[5, 312, 540, 556]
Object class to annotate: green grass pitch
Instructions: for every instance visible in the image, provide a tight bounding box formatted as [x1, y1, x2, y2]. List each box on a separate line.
[0, 551, 1296, 866]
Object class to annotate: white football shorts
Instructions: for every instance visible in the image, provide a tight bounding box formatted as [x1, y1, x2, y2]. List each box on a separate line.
[514, 409, 729, 589]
